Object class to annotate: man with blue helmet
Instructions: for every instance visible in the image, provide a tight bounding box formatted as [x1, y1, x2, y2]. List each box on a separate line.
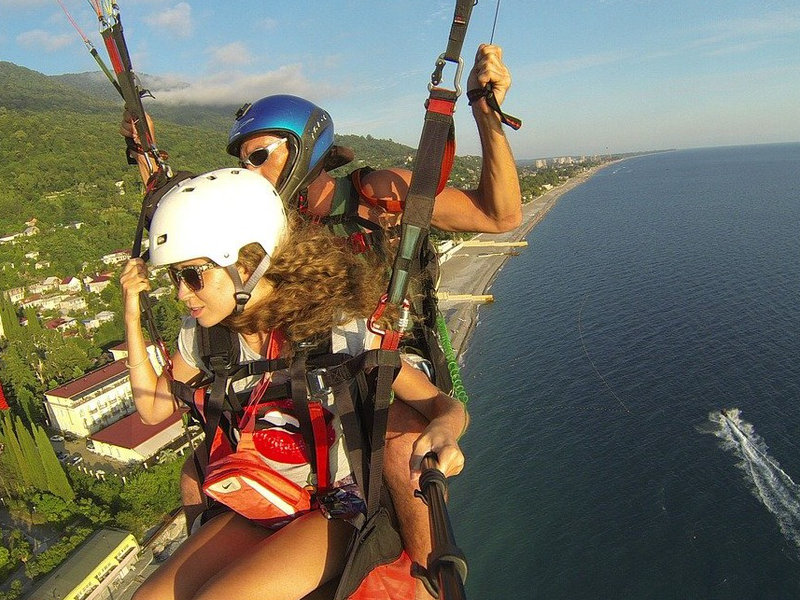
[225, 44, 521, 235]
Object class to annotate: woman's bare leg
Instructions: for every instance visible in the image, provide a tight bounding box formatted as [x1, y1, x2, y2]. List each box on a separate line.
[194, 511, 353, 600]
[132, 511, 273, 600]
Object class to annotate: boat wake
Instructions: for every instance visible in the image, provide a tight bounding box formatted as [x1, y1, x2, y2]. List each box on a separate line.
[710, 408, 800, 550]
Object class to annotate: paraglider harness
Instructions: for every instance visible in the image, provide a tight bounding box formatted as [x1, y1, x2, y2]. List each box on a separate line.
[168, 324, 415, 598]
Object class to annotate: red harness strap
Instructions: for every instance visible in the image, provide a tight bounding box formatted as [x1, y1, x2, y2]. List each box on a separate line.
[308, 402, 330, 492]
[425, 94, 457, 195]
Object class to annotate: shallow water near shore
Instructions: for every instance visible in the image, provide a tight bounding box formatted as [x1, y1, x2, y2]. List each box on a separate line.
[450, 143, 800, 599]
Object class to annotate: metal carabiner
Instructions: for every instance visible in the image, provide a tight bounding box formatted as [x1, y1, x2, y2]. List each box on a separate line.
[367, 294, 390, 336]
[429, 53, 465, 98]
[368, 294, 412, 337]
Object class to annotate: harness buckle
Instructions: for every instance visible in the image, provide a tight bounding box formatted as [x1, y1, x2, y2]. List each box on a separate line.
[306, 367, 331, 401]
[318, 488, 364, 521]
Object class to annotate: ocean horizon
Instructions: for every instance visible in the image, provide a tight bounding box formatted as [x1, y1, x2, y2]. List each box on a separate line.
[450, 142, 800, 599]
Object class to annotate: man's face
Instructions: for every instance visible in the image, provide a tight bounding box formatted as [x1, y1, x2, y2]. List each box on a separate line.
[238, 134, 290, 186]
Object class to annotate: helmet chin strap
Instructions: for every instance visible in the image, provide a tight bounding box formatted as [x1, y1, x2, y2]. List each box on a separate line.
[225, 254, 272, 314]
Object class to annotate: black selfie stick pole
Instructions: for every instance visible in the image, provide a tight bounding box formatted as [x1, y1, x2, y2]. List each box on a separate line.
[414, 452, 468, 600]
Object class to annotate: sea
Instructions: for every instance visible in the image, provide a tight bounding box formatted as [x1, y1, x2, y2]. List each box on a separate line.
[449, 143, 800, 599]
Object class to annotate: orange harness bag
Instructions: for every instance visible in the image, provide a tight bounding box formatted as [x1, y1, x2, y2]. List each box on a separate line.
[199, 332, 328, 529]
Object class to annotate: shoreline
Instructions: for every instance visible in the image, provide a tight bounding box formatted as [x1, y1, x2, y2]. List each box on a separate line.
[439, 161, 616, 359]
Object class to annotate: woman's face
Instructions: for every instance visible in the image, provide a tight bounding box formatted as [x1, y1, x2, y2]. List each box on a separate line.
[171, 258, 237, 327]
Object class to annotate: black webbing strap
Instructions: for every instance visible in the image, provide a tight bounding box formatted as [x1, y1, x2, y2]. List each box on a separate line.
[289, 349, 321, 480]
[434, 0, 477, 85]
[387, 88, 456, 305]
[365, 350, 400, 517]
[194, 325, 240, 459]
[326, 349, 401, 517]
[200, 357, 231, 461]
[386, 0, 476, 308]
[466, 87, 523, 130]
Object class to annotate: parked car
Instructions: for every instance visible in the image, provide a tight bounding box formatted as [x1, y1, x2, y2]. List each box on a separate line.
[86, 439, 95, 450]
[50, 434, 65, 443]
[56, 451, 69, 461]
[67, 454, 83, 465]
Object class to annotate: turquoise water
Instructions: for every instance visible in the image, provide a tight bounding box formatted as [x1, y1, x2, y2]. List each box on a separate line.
[450, 143, 800, 599]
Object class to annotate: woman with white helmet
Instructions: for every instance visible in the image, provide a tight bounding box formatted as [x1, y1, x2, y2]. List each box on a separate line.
[120, 168, 467, 600]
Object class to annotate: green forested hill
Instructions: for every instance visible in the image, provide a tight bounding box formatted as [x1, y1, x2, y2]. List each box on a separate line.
[0, 62, 116, 114]
[51, 70, 237, 129]
[0, 61, 486, 288]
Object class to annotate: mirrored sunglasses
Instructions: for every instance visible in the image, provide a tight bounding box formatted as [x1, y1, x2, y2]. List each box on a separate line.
[167, 262, 217, 292]
[239, 138, 288, 168]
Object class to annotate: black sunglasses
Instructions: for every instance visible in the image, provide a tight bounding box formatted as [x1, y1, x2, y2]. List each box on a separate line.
[167, 262, 217, 292]
[239, 138, 287, 168]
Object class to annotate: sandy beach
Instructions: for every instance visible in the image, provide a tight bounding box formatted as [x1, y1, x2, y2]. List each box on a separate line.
[438, 163, 613, 358]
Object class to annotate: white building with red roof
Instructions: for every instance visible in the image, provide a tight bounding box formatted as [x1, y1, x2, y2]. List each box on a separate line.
[90, 410, 186, 464]
[59, 276, 83, 293]
[44, 360, 136, 437]
[85, 274, 113, 294]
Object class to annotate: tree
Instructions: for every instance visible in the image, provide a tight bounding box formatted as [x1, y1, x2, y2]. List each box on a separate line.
[31, 492, 73, 525]
[74, 496, 111, 526]
[0, 294, 20, 339]
[92, 319, 124, 350]
[32, 421, 74, 501]
[8, 529, 31, 566]
[0, 545, 12, 580]
[0, 412, 30, 492]
[39, 334, 93, 387]
[0, 344, 41, 413]
[14, 416, 47, 491]
[116, 460, 182, 537]
[0, 579, 23, 600]
[152, 295, 187, 354]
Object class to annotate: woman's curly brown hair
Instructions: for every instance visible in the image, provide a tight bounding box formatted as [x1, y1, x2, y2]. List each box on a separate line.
[223, 214, 392, 343]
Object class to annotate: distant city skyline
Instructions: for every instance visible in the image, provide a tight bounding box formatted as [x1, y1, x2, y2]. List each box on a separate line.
[3, 0, 800, 159]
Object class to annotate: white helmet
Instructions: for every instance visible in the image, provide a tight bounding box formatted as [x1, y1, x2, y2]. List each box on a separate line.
[149, 168, 286, 267]
[149, 168, 287, 311]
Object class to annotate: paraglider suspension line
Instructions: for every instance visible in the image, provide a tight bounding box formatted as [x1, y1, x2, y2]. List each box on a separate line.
[578, 294, 631, 413]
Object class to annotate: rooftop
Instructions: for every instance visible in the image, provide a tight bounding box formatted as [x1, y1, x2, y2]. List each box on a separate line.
[91, 409, 184, 449]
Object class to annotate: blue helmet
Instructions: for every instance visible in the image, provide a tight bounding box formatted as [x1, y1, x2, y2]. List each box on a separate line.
[227, 95, 335, 203]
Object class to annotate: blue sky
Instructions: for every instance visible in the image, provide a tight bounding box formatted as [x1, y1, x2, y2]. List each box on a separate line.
[2, 0, 800, 159]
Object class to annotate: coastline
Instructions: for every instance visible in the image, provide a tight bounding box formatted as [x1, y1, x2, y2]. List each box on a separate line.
[439, 162, 615, 358]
